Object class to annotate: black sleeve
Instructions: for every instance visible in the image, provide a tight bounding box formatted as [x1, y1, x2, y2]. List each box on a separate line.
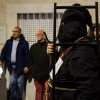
[23, 41, 29, 67]
[49, 50, 60, 71]
[67, 57, 100, 100]
[28, 46, 33, 70]
[0, 40, 8, 62]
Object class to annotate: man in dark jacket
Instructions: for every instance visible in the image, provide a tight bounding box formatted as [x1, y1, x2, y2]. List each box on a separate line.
[27, 30, 50, 100]
[47, 4, 100, 100]
[0, 26, 29, 100]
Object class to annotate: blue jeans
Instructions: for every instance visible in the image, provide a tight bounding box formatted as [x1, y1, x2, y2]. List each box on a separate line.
[8, 65, 24, 100]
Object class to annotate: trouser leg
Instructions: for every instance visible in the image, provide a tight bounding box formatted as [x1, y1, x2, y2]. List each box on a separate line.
[34, 79, 48, 100]
[16, 74, 24, 100]
[8, 68, 17, 100]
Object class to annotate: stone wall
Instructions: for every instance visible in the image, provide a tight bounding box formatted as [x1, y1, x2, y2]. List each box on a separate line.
[0, 0, 100, 100]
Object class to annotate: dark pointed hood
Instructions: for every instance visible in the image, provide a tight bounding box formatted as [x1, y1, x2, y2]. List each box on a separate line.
[58, 3, 93, 44]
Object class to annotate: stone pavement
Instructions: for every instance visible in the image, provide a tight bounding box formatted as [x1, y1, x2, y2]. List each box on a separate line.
[0, 73, 7, 100]
[0, 70, 35, 100]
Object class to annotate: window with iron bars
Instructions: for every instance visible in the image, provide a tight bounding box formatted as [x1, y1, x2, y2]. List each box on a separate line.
[17, 13, 63, 47]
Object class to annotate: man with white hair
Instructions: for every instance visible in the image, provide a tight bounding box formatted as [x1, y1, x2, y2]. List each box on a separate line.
[27, 30, 50, 100]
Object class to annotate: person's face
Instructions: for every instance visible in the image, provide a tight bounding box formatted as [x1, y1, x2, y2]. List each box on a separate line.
[36, 30, 45, 42]
[93, 28, 100, 38]
[12, 28, 21, 39]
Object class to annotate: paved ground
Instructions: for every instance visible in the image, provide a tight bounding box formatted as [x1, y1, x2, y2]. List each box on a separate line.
[0, 70, 35, 100]
[0, 73, 8, 100]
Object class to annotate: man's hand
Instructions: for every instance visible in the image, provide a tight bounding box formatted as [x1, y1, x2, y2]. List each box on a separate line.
[0, 62, 3, 65]
[24, 67, 29, 73]
[47, 43, 53, 55]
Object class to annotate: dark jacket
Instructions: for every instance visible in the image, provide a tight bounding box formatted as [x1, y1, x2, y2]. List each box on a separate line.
[51, 36, 100, 100]
[28, 40, 50, 80]
[0, 34, 29, 74]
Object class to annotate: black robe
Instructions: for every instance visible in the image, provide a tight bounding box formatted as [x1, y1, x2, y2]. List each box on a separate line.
[50, 36, 100, 100]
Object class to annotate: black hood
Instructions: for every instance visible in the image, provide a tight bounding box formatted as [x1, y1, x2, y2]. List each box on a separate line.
[58, 3, 93, 44]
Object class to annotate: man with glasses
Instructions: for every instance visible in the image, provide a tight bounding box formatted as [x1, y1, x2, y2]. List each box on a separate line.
[27, 29, 50, 100]
[0, 26, 29, 100]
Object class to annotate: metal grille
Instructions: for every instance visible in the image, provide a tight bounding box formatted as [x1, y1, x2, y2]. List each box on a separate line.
[17, 13, 63, 47]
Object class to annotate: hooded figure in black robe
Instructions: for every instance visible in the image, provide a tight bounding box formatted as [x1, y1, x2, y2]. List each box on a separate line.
[49, 3, 100, 100]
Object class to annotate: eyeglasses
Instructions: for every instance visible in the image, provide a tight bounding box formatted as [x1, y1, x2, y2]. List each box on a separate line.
[36, 34, 43, 36]
[12, 31, 19, 32]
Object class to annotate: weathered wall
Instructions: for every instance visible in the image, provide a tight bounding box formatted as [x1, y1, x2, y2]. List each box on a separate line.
[0, 0, 100, 100]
